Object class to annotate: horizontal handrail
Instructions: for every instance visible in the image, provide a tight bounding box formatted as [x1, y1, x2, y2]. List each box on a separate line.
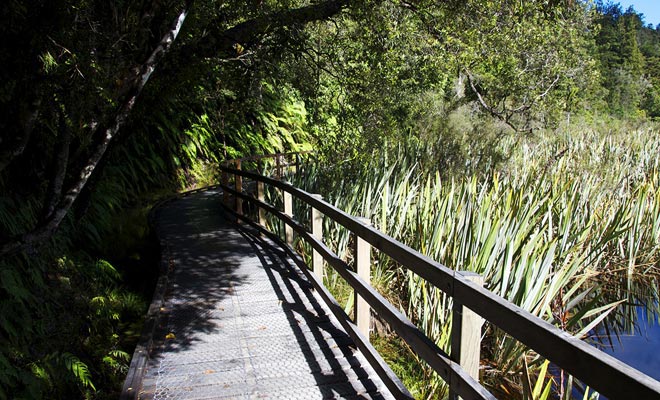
[222, 184, 493, 400]
[224, 151, 313, 163]
[227, 198, 414, 399]
[223, 151, 313, 181]
[220, 164, 660, 399]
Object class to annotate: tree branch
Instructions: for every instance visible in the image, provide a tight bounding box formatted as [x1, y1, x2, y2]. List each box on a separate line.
[0, 2, 192, 258]
[43, 110, 71, 220]
[466, 72, 521, 132]
[178, 0, 350, 61]
[466, 71, 542, 134]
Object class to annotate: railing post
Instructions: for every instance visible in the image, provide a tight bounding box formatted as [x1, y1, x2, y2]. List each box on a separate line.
[235, 159, 242, 217]
[257, 180, 266, 227]
[449, 272, 484, 400]
[355, 218, 371, 340]
[311, 194, 323, 280]
[283, 188, 293, 246]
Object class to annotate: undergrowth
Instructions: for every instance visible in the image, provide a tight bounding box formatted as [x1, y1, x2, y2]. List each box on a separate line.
[0, 252, 147, 400]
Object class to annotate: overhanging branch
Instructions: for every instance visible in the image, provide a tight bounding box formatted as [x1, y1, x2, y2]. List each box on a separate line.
[179, 0, 350, 60]
[466, 72, 525, 132]
[1, 0, 354, 258]
[465, 71, 560, 134]
[0, 2, 192, 258]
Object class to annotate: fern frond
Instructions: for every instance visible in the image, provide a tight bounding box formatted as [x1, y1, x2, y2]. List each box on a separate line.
[60, 352, 96, 391]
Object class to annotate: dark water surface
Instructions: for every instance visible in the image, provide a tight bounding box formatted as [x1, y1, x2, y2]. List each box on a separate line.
[569, 303, 660, 399]
[555, 295, 660, 399]
[593, 305, 660, 382]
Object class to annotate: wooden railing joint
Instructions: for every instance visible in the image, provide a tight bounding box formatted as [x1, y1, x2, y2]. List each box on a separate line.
[218, 160, 660, 400]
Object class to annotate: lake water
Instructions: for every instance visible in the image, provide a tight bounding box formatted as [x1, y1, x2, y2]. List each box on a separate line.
[554, 301, 660, 399]
[570, 304, 660, 399]
[593, 305, 660, 381]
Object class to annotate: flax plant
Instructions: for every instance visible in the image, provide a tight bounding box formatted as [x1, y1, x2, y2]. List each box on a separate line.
[281, 123, 660, 398]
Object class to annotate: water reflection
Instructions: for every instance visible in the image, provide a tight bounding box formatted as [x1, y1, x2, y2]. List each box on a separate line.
[552, 273, 660, 399]
[580, 273, 660, 399]
[589, 272, 659, 343]
[591, 305, 660, 381]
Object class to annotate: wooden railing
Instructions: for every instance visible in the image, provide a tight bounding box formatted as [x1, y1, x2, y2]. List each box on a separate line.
[224, 151, 312, 179]
[219, 158, 660, 400]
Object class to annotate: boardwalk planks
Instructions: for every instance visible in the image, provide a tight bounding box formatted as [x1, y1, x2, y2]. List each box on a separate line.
[125, 189, 397, 399]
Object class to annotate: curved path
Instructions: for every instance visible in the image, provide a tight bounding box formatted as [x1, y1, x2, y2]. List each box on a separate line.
[129, 189, 395, 399]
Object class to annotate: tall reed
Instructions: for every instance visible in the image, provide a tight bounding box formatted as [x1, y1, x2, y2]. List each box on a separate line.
[284, 123, 660, 397]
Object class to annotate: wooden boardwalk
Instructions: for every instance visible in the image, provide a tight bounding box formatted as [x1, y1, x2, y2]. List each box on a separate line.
[134, 189, 395, 399]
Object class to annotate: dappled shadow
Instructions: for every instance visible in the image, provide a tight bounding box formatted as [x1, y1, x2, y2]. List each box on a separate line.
[152, 189, 251, 351]
[139, 190, 252, 398]
[137, 188, 391, 399]
[237, 226, 388, 398]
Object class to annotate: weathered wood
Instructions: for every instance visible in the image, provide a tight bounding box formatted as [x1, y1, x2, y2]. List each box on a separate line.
[257, 180, 266, 227]
[355, 217, 372, 340]
[235, 159, 243, 216]
[222, 165, 229, 206]
[135, 189, 397, 399]
[120, 212, 171, 400]
[233, 151, 312, 163]
[449, 272, 484, 400]
[311, 194, 324, 280]
[223, 151, 312, 179]
[219, 166, 660, 400]
[283, 189, 293, 245]
[230, 209, 414, 400]
[222, 185, 494, 400]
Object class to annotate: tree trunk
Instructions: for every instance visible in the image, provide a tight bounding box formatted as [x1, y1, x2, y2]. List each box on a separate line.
[0, 0, 354, 258]
[43, 110, 71, 220]
[0, 2, 192, 258]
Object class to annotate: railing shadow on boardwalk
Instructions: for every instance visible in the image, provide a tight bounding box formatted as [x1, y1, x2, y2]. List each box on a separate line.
[217, 161, 660, 400]
[148, 190, 251, 355]
[237, 226, 384, 398]
[124, 188, 393, 399]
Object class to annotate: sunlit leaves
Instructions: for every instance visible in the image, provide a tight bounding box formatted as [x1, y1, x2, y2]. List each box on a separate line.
[60, 353, 96, 392]
[290, 120, 660, 394]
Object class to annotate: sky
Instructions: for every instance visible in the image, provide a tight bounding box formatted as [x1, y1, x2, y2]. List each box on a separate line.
[616, 0, 660, 27]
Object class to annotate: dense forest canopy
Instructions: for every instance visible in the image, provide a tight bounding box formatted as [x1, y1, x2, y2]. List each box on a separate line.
[1, 0, 660, 398]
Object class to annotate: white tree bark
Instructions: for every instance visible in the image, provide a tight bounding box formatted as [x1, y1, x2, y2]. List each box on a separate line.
[0, 3, 191, 257]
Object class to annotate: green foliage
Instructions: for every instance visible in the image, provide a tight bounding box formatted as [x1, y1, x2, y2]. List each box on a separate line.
[3, 0, 660, 398]
[290, 119, 660, 397]
[0, 261, 44, 400]
[440, 0, 598, 131]
[287, 0, 600, 161]
[220, 81, 313, 158]
[594, 1, 660, 118]
[371, 336, 448, 399]
[1, 2, 322, 396]
[0, 252, 146, 399]
[60, 353, 96, 392]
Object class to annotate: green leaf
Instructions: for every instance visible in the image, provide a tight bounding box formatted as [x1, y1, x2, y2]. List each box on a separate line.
[61, 353, 96, 391]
